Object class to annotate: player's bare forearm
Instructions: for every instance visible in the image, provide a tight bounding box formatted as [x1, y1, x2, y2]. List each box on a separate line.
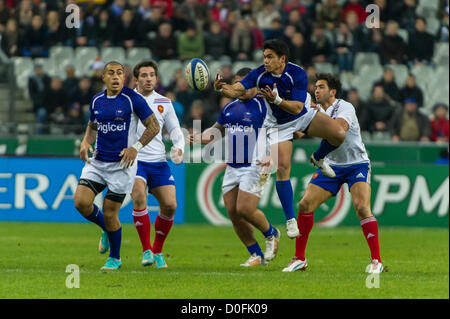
[82, 121, 97, 145]
[220, 82, 247, 99]
[200, 123, 224, 144]
[258, 84, 304, 114]
[278, 100, 304, 115]
[138, 114, 160, 146]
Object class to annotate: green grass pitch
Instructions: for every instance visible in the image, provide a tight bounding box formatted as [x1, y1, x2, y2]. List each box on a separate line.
[0, 222, 448, 299]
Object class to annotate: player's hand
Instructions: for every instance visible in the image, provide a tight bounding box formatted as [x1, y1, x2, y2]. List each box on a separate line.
[80, 140, 93, 163]
[257, 83, 279, 104]
[170, 146, 183, 165]
[256, 155, 273, 186]
[214, 70, 224, 92]
[187, 132, 201, 145]
[119, 147, 138, 169]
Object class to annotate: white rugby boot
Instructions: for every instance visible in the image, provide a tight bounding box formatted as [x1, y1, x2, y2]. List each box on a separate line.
[365, 259, 384, 274]
[282, 257, 308, 272]
[240, 254, 267, 267]
[310, 154, 336, 178]
[264, 228, 281, 261]
[286, 218, 300, 239]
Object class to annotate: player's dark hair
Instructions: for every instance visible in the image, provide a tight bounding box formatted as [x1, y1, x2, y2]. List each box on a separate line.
[103, 61, 123, 73]
[315, 73, 342, 98]
[263, 39, 290, 62]
[133, 60, 159, 78]
[236, 67, 252, 77]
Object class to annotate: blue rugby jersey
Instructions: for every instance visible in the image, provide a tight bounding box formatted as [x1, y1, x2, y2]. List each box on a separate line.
[217, 96, 267, 168]
[240, 62, 308, 125]
[89, 86, 153, 162]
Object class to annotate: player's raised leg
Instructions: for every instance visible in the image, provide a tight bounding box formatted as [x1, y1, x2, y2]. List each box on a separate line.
[224, 187, 266, 267]
[272, 141, 300, 239]
[283, 183, 332, 272]
[349, 181, 384, 273]
[306, 112, 346, 178]
[236, 190, 280, 262]
[74, 181, 109, 254]
[131, 177, 153, 266]
[151, 185, 176, 268]
[101, 195, 124, 270]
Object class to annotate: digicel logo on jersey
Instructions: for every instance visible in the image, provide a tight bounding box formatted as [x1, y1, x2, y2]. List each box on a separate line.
[97, 122, 127, 134]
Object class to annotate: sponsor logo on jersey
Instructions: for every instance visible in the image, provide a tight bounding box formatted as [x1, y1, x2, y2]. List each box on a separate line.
[97, 121, 127, 134]
[224, 123, 254, 134]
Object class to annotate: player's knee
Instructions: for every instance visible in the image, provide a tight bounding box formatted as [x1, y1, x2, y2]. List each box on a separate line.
[298, 198, 313, 214]
[74, 198, 91, 216]
[161, 201, 177, 216]
[236, 201, 252, 217]
[355, 203, 371, 219]
[276, 165, 291, 180]
[131, 191, 147, 209]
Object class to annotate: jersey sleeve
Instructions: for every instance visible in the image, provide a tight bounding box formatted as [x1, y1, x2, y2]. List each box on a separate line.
[164, 102, 185, 151]
[216, 108, 226, 126]
[336, 102, 355, 127]
[240, 65, 264, 90]
[289, 68, 308, 103]
[132, 92, 154, 121]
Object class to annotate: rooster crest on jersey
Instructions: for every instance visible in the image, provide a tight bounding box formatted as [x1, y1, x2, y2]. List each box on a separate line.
[185, 58, 210, 91]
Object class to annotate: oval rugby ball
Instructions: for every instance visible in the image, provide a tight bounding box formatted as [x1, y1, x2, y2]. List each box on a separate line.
[185, 58, 210, 91]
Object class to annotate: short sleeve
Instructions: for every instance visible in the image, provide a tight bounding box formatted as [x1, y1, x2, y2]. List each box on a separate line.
[290, 69, 308, 103]
[240, 65, 264, 90]
[336, 102, 355, 127]
[217, 108, 226, 126]
[132, 92, 153, 121]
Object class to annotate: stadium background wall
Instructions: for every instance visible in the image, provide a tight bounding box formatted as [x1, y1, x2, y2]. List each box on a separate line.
[0, 139, 448, 227]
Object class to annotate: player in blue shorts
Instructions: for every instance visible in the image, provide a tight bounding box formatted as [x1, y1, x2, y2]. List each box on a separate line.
[73, 61, 160, 270]
[282, 73, 384, 274]
[130, 61, 185, 268]
[215, 39, 346, 240]
[189, 68, 280, 267]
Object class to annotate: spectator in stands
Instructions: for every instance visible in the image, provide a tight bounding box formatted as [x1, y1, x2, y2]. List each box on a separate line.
[175, 76, 200, 114]
[137, 0, 152, 20]
[15, 0, 36, 30]
[286, 8, 310, 39]
[90, 60, 105, 93]
[379, 20, 407, 65]
[288, 32, 311, 67]
[342, 0, 366, 24]
[310, 23, 332, 63]
[264, 17, 284, 41]
[71, 76, 95, 124]
[346, 88, 370, 131]
[21, 14, 49, 57]
[345, 11, 371, 53]
[430, 103, 449, 143]
[177, 23, 204, 61]
[230, 18, 253, 61]
[73, 8, 97, 47]
[0, 0, 10, 32]
[114, 9, 140, 49]
[283, 0, 307, 21]
[94, 9, 114, 47]
[374, 68, 402, 103]
[390, 0, 417, 33]
[28, 64, 50, 130]
[151, 20, 178, 61]
[437, 9, 449, 42]
[43, 77, 69, 125]
[256, 0, 281, 33]
[400, 74, 424, 107]
[367, 84, 397, 133]
[239, 0, 252, 20]
[248, 17, 264, 51]
[335, 22, 355, 72]
[179, 0, 209, 31]
[204, 20, 229, 61]
[0, 18, 19, 57]
[151, 0, 174, 18]
[407, 17, 435, 66]
[182, 99, 213, 131]
[110, 0, 127, 18]
[63, 102, 84, 135]
[390, 97, 431, 142]
[434, 147, 449, 165]
[209, 0, 229, 28]
[316, 0, 342, 30]
[46, 10, 66, 47]
[171, 5, 190, 32]
[220, 64, 234, 84]
[63, 65, 78, 100]
[165, 90, 184, 123]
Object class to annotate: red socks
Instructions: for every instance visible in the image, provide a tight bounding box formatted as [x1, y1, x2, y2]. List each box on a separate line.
[295, 212, 314, 260]
[360, 216, 381, 263]
[133, 209, 151, 252]
[153, 214, 174, 254]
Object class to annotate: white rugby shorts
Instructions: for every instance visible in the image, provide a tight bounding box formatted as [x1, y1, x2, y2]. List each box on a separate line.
[80, 158, 138, 194]
[222, 165, 265, 198]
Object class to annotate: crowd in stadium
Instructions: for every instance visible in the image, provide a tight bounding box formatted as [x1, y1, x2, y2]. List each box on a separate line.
[0, 0, 448, 142]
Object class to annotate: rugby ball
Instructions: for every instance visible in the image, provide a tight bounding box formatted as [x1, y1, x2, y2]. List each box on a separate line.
[185, 58, 210, 90]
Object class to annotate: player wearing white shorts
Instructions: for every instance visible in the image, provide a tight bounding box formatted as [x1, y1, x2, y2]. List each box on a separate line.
[215, 39, 346, 240]
[189, 68, 281, 267]
[283, 73, 384, 274]
[74, 61, 160, 270]
[130, 61, 185, 268]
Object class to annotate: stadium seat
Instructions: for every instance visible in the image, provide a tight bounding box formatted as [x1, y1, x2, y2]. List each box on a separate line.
[314, 62, 336, 75]
[49, 46, 74, 63]
[208, 60, 227, 79]
[75, 47, 99, 77]
[33, 58, 58, 78]
[418, 0, 439, 9]
[397, 28, 409, 43]
[425, 17, 440, 35]
[410, 64, 434, 91]
[157, 59, 183, 87]
[101, 47, 126, 64]
[385, 64, 409, 88]
[371, 131, 391, 142]
[354, 52, 380, 74]
[360, 130, 372, 143]
[232, 61, 259, 74]
[339, 71, 354, 90]
[12, 57, 34, 89]
[357, 64, 383, 84]
[126, 47, 152, 67]
[350, 75, 373, 101]
[252, 50, 263, 62]
[433, 42, 449, 66]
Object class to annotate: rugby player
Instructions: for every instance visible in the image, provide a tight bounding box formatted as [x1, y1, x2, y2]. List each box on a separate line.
[73, 61, 160, 270]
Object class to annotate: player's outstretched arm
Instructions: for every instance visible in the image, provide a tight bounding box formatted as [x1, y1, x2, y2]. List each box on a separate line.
[188, 122, 225, 145]
[258, 83, 304, 115]
[80, 121, 97, 162]
[214, 70, 247, 99]
[119, 114, 160, 168]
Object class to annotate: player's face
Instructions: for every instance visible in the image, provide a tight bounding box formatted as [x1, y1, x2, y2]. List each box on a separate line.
[263, 49, 285, 74]
[314, 80, 333, 104]
[102, 64, 124, 93]
[137, 66, 157, 95]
